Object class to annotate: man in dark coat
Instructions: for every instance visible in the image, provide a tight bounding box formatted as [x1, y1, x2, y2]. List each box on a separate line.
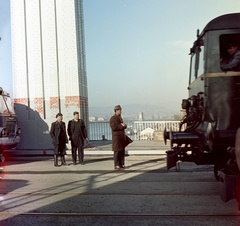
[50, 113, 68, 167]
[110, 105, 130, 169]
[67, 111, 88, 165]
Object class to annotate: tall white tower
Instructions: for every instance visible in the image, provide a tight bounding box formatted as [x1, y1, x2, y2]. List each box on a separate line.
[138, 112, 144, 121]
[10, 0, 88, 149]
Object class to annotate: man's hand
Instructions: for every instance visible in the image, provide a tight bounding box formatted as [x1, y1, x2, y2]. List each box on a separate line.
[121, 123, 127, 128]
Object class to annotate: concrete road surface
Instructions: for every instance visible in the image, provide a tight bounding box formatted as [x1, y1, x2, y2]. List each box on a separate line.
[0, 153, 239, 226]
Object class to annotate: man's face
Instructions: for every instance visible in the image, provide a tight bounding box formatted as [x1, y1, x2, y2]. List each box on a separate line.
[57, 116, 63, 122]
[228, 46, 238, 56]
[116, 109, 122, 116]
[74, 113, 79, 120]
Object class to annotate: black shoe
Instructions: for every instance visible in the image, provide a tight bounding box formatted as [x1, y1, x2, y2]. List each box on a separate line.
[80, 162, 85, 165]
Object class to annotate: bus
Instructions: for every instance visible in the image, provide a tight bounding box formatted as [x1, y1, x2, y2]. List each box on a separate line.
[0, 87, 20, 151]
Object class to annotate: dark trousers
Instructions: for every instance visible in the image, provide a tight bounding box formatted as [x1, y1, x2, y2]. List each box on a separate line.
[54, 142, 65, 156]
[72, 145, 84, 163]
[114, 151, 125, 167]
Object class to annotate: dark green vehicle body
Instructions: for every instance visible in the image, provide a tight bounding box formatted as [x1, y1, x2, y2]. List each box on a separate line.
[164, 13, 240, 170]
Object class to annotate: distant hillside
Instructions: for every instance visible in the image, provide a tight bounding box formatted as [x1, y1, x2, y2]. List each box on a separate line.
[89, 104, 180, 121]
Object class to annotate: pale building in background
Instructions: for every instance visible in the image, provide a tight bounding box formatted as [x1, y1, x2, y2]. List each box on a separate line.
[138, 112, 144, 121]
[10, 0, 88, 149]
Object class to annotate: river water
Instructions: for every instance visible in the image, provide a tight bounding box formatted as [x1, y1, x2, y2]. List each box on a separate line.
[89, 121, 136, 141]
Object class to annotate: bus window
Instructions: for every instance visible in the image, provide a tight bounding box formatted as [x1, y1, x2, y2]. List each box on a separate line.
[189, 53, 197, 84]
[220, 34, 240, 72]
[198, 46, 205, 76]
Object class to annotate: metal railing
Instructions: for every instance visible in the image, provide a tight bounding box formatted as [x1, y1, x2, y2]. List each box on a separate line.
[89, 121, 182, 141]
[133, 121, 180, 132]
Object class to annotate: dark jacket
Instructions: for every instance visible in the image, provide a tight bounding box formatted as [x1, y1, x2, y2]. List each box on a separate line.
[221, 50, 240, 71]
[109, 114, 126, 152]
[67, 119, 88, 147]
[50, 121, 68, 145]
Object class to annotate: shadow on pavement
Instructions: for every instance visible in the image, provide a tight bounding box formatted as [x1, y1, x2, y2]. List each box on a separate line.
[0, 156, 238, 225]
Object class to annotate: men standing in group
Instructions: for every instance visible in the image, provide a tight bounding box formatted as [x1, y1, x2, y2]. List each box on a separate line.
[110, 105, 130, 169]
[67, 111, 88, 165]
[50, 113, 68, 167]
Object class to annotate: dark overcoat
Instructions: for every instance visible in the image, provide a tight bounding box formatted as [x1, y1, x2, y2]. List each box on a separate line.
[50, 121, 68, 145]
[109, 114, 126, 152]
[67, 119, 88, 147]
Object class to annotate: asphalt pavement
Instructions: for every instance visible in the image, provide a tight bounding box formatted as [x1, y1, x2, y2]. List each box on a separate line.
[0, 140, 239, 225]
[3, 140, 169, 156]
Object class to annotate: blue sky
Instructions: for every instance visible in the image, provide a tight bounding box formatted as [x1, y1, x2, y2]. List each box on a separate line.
[0, 0, 240, 112]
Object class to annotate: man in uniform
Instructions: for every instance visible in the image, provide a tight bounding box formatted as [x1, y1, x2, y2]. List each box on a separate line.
[67, 111, 88, 165]
[50, 113, 68, 167]
[221, 42, 240, 71]
[110, 105, 132, 169]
